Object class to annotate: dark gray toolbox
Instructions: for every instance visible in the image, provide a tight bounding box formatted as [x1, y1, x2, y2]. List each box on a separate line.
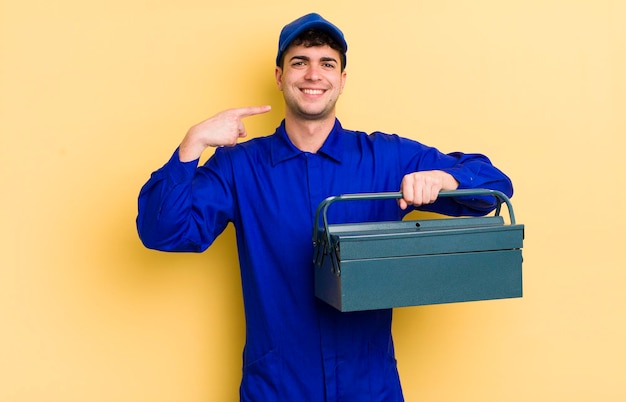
[312, 189, 524, 312]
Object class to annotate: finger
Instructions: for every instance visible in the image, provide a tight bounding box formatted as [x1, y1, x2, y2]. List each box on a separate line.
[237, 120, 247, 138]
[400, 178, 413, 205]
[232, 105, 272, 118]
[400, 178, 416, 208]
[413, 184, 424, 206]
[410, 177, 425, 206]
[425, 177, 444, 204]
[428, 185, 440, 204]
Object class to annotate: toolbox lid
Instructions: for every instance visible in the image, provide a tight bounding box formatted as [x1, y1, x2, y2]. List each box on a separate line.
[321, 216, 524, 260]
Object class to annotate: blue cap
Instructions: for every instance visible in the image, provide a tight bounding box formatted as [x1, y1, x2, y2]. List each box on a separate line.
[276, 13, 348, 67]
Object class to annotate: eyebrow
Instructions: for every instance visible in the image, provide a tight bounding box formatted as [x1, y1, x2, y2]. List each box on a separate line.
[289, 55, 339, 64]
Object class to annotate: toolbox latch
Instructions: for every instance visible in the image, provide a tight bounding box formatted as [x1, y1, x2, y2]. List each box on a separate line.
[314, 232, 341, 275]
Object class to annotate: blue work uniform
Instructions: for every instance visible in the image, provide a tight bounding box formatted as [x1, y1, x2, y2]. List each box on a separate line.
[137, 119, 513, 401]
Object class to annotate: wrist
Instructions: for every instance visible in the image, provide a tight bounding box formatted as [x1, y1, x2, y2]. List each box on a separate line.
[178, 137, 205, 162]
[439, 171, 459, 191]
[180, 125, 216, 161]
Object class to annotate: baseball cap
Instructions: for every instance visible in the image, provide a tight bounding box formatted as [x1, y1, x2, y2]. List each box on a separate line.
[276, 13, 348, 67]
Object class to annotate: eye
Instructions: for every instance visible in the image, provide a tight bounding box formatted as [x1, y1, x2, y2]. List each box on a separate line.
[290, 58, 308, 68]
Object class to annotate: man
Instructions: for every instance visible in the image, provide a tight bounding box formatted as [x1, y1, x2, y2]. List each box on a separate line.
[137, 13, 513, 401]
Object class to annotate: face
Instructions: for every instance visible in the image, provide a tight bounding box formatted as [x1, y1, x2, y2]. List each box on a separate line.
[275, 44, 347, 122]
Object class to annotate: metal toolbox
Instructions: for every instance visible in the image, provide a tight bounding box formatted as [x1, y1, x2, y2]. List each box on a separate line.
[312, 189, 524, 312]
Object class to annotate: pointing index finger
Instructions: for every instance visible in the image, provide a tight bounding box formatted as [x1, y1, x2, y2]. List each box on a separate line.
[232, 105, 272, 118]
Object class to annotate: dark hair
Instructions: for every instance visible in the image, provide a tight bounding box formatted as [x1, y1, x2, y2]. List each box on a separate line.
[278, 29, 346, 71]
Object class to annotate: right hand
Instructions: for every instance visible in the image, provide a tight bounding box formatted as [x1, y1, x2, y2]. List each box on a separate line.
[179, 105, 271, 162]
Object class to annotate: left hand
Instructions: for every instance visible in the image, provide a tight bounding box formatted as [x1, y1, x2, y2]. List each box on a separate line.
[398, 170, 459, 210]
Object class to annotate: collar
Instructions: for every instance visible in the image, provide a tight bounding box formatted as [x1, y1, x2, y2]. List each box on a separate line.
[270, 119, 345, 166]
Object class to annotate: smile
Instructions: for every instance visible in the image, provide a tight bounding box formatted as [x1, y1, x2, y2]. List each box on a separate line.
[302, 89, 325, 95]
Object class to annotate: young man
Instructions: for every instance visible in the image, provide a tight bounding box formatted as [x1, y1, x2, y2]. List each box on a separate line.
[137, 13, 513, 401]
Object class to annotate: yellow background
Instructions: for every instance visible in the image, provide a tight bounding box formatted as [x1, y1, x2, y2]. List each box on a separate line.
[2, 0, 625, 401]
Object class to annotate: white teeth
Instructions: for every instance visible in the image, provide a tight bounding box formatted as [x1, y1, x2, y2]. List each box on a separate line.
[302, 89, 324, 95]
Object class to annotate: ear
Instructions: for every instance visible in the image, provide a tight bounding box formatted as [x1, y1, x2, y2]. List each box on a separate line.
[339, 69, 347, 94]
[275, 66, 284, 91]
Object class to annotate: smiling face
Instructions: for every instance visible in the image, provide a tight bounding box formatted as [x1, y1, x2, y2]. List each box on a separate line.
[275, 44, 347, 122]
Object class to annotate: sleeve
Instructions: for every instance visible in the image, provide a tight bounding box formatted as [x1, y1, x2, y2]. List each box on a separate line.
[136, 148, 235, 252]
[397, 137, 514, 217]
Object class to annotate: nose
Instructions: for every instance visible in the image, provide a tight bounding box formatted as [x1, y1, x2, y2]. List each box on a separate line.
[304, 64, 321, 81]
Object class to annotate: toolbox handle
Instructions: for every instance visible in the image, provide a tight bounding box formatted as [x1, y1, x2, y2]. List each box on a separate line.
[312, 189, 516, 248]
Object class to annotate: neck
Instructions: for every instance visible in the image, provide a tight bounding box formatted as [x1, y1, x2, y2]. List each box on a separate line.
[284, 114, 336, 153]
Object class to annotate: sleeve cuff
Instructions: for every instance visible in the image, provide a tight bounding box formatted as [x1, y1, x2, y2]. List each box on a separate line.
[165, 147, 199, 184]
